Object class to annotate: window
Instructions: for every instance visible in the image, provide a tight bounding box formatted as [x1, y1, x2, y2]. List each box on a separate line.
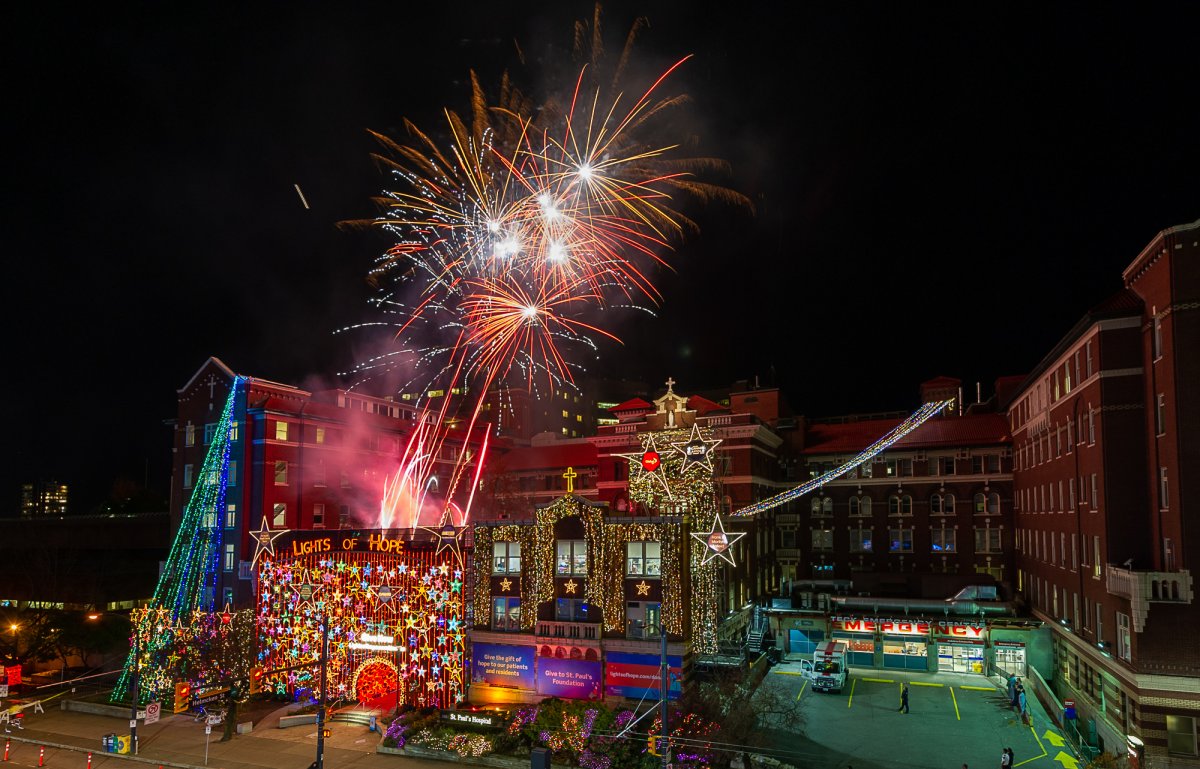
[848, 496, 872, 516]
[1156, 393, 1167, 435]
[1071, 534, 1077, 571]
[1060, 533, 1067, 565]
[931, 493, 956, 515]
[1116, 612, 1131, 662]
[340, 470, 350, 489]
[1096, 603, 1104, 643]
[183, 464, 194, 489]
[897, 458, 913, 476]
[313, 503, 325, 529]
[971, 456, 984, 474]
[555, 598, 590, 622]
[1159, 467, 1169, 510]
[1091, 474, 1099, 509]
[202, 508, 216, 529]
[1088, 408, 1095, 444]
[312, 461, 326, 487]
[986, 455, 1001, 473]
[888, 527, 913, 553]
[556, 540, 587, 575]
[812, 528, 834, 550]
[492, 597, 520, 631]
[848, 496, 860, 516]
[1153, 315, 1162, 359]
[849, 528, 872, 552]
[1086, 340, 1094, 377]
[974, 527, 1002, 553]
[626, 602, 661, 640]
[626, 541, 661, 576]
[184, 422, 196, 447]
[1067, 419, 1074, 452]
[272, 503, 287, 527]
[316, 426, 326, 444]
[228, 420, 239, 441]
[339, 505, 349, 527]
[1069, 478, 1075, 509]
[931, 527, 956, 552]
[811, 497, 832, 516]
[493, 542, 521, 573]
[224, 544, 235, 572]
[203, 423, 217, 446]
[888, 495, 912, 516]
[273, 460, 288, 485]
[225, 504, 237, 529]
[973, 493, 987, 514]
[275, 421, 289, 441]
[1093, 536, 1101, 579]
[1166, 715, 1198, 756]
[780, 529, 796, 548]
[933, 456, 954, 476]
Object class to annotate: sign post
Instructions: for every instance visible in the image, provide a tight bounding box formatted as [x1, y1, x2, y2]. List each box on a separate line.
[144, 701, 160, 725]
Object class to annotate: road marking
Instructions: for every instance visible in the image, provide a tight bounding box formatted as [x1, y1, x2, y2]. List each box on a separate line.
[796, 680, 808, 701]
[910, 681, 943, 687]
[1044, 729, 1065, 746]
[772, 670, 807, 677]
[847, 678, 857, 708]
[1015, 723, 1049, 766]
[861, 677, 894, 683]
[950, 685, 960, 720]
[959, 685, 994, 691]
[1052, 750, 1081, 768]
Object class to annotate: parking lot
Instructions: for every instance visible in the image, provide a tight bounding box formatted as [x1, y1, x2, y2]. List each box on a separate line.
[755, 661, 1077, 769]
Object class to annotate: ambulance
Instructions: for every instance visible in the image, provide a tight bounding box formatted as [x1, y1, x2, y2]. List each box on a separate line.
[800, 640, 848, 693]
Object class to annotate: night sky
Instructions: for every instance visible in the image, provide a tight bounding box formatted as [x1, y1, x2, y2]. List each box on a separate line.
[6, 2, 1198, 514]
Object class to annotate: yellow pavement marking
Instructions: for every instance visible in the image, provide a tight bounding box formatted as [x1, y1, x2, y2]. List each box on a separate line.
[862, 677, 894, 683]
[772, 670, 807, 676]
[847, 678, 857, 708]
[950, 685, 960, 720]
[796, 680, 808, 701]
[911, 681, 943, 687]
[1014, 724, 1048, 766]
[960, 685, 994, 691]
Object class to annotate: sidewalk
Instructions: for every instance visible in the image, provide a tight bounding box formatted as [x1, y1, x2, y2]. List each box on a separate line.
[3, 703, 449, 769]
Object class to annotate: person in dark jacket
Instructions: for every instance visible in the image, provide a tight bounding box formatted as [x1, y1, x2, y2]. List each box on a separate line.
[898, 682, 910, 713]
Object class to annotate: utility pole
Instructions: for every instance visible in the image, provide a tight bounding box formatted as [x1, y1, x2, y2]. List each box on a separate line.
[315, 614, 328, 769]
[660, 622, 669, 769]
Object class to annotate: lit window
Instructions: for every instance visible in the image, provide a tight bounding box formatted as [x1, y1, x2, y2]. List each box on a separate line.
[272, 503, 287, 527]
[275, 421, 289, 441]
[228, 420, 239, 441]
[555, 598, 589, 622]
[1166, 715, 1198, 756]
[562, 410, 569, 418]
[1116, 612, 1131, 662]
[888, 528, 913, 552]
[274, 461, 288, 485]
[224, 544, 235, 572]
[493, 542, 521, 574]
[626, 541, 661, 576]
[492, 597, 520, 631]
[185, 423, 196, 447]
[183, 464, 194, 489]
[811, 529, 833, 550]
[316, 427, 326, 444]
[225, 504, 237, 529]
[556, 540, 587, 576]
[849, 528, 872, 552]
[931, 527, 956, 552]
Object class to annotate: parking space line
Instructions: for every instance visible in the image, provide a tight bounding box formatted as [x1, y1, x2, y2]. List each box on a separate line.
[847, 678, 857, 708]
[950, 685, 960, 720]
[861, 677, 894, 683]
[796, 680, 807, 701]
[772, 670, 807, 677]
[1014, 724, 1048, 766]
[960, 685, 994, 691]
[911, 681, 943, 687]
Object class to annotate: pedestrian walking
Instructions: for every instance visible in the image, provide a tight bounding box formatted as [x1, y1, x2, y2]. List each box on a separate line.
[1018, 689, 1028, 724]
[1000, 746, 1012, 768]
[1006, 672, 1017, 703]
[898, 682, 910, 713]
[1006, 747, 1015, 766]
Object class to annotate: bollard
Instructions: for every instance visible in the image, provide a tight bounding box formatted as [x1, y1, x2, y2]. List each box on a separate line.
[38, 745, 44, 766]
[3, 738, 8, 761]
[87, 753, 92, 769]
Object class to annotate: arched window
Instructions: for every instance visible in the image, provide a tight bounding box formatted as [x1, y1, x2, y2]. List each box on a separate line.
[901, 495, 912, 515]
[889, 495, 912, 515]
[822, 497, 833, 515]
[861, 497, 872, 515]
[889, 495, 900, 515]
[931, 494, 945, 515]
[987, 493, 1000, 514]
[811, 497, 821, 514]
[945, 494, 956, 513]
[849, 497, 860, 516]
[974, 493, 987, 514]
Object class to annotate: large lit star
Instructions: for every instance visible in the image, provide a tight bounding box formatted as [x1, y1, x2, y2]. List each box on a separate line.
[635, 580, 651, 596]
[250, 517, 288, 564]
[670, 423, 722, 474]
[690, 513, 746, 566]
[419, 511, 465, 568]
[615, 433, 673, 499]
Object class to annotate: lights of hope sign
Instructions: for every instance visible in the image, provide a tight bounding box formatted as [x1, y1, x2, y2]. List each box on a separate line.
[470, 644, 536, 690]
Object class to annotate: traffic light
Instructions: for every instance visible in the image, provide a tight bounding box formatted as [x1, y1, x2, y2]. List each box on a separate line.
[249, 667, 263, 695]
[173, 682, 191, 714]
[322, 728, 332, 739]
[647, 734, 659, 756]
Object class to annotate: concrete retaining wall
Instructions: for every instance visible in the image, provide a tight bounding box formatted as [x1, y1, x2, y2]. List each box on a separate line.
[61, 699, 133, 719]
[278, 713, 317, 728]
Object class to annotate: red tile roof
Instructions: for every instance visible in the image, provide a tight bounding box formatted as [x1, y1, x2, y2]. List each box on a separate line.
[688, 395, 727, 416]
[802, 413, 1011, 455]
[610, 397, 652, 413]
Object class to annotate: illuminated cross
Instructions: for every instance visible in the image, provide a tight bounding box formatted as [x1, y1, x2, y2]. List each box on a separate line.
[205, 374, 219, 398]
[562, 466, 578, 494]
[664, 376, 676, 393]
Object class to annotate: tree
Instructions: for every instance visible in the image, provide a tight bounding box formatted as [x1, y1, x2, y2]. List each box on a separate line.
[678, 667, 807, 767]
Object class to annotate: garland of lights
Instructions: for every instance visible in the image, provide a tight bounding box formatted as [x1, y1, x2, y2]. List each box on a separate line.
[473, 524, 538, 630]
[533, 496, 605, 607]
[112, 379, 244, 705]
[591, 522, 682, 633]
[256, 541, 466, 709]
[625, 426, 722, 654]
[731, 398, 955, 517]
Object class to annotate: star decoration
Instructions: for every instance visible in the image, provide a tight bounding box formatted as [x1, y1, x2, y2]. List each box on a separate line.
[250, 517, 288, 564]
[615, 433, 673, 499]
[670, 423, 723, 474]
[419, 511, 465, 568]
[690, 513, 746, 566]
[564, 579, 579, 595]
[499, 578, 513, 592]
[635, 580, 651, 596]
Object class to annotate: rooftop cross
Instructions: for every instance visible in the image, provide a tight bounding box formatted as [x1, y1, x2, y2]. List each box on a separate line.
[562, 466, 578, 494]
